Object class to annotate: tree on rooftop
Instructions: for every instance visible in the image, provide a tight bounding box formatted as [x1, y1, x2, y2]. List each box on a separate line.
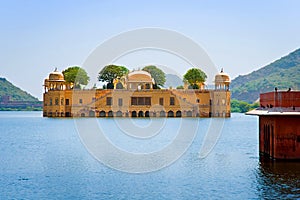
[142, 65, 166, 89]
[183, 68, 207, 89]
[98, 65, 129, 89]
[62, 66, 89, 88]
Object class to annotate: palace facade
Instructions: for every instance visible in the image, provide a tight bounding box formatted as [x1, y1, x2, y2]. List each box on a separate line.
[43, 69, 231, 118]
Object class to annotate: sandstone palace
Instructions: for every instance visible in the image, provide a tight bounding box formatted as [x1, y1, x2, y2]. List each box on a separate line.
[43, 68, 231, 118]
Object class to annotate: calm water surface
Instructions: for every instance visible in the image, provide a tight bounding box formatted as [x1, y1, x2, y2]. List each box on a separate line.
[0, 112, 300, 199]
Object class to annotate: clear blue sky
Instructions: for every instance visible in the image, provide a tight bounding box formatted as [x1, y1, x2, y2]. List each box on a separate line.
[1, 0, 300, 100]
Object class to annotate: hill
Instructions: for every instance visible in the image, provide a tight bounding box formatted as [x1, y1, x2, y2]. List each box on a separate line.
[0, 77, 39, 101]
[164, 74, 183, 88]
[231, 48, 300, 103]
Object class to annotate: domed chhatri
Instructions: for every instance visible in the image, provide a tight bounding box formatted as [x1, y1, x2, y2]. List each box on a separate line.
[43, 68, 73, 92]
[214, 68, 231, 90]
[43, 68, 231, 118]
[49, 68, 65, 81]
[113, 70, 155, 90]
[126, 70, 155, 90]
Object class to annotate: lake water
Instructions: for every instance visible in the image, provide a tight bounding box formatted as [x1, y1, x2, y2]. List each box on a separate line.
[0, 112, 300, 199]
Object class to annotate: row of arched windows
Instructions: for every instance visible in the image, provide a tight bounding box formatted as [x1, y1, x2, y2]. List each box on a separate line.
[79, 110, 195, 118]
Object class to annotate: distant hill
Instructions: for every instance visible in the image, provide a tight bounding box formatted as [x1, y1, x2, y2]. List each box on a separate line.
[0, 77, 39, 101]
[164, 74, 183, 88]
[231, 48, 300, 103]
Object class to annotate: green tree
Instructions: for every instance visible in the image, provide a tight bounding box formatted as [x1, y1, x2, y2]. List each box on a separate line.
[238, 101, 250, 113]
[142, 65, 166, 88]
[230, 99, 242, 113]
[98, 65, 129, 89]
[183, 68, 207, 89]
[62, 66, 90, 88]
[230, 99, 259, 113]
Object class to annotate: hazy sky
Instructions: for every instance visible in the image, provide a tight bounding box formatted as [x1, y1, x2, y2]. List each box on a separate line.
[1, 0, 300, 100]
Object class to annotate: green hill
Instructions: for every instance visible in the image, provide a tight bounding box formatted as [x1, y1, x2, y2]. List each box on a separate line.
[231, 48, 300, 103]
[0, 77, 39, 101]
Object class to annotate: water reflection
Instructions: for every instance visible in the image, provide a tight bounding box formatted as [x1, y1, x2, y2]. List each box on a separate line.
[256, 158, 300, 199]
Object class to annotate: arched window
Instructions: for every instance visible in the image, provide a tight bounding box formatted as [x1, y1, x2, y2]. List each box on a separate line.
[186, 111, 192, 117]
[116, 111, 122, 117]
[116, 82, 123, 89]
[89, 110, 95, 117]
[145, 111, 150, 117]
[138, 111, 144, 117]
[108, 111, 114, 117]
[99, 110, 106, 117]
[131, 111, 137, 117]
[176, 110, 182, 117]
[167, 110, 174, 117]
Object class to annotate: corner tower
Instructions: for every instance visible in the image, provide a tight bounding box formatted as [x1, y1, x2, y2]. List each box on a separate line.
[214, 68, 231, 91]
[211, 69, 231, 117]
[44, 68, 66, 92]
[43, 68, 69, 117]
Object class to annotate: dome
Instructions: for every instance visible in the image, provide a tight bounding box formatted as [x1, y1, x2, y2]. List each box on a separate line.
[127, 70, 154, 83]
[49, 68, 64, 81]
[215, 69, 231, 83]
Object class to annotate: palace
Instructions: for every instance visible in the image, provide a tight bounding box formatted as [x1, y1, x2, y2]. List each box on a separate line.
[43, 69, 231, 118]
